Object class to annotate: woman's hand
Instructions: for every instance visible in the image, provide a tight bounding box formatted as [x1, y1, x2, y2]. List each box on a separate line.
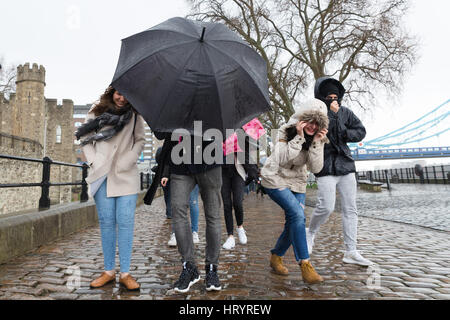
[314, 128, 328, 142]
[296, 121, 308, 138]
[161, 177, 169, 187]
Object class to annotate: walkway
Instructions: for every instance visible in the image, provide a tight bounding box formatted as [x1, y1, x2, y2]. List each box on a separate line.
[0, 192, 449, 300]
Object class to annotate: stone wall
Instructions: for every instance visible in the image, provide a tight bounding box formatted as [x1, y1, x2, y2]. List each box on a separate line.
[45, 99, 75, 204]
[0, 133, 43, 215]
[1, 62, 81, 214]
[0, 93, 13, 135]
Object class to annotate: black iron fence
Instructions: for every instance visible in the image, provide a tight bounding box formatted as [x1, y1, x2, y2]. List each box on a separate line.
[357, 164, 450, 185]
[140, 172, 153, 190]
[0, 154, 89, 211]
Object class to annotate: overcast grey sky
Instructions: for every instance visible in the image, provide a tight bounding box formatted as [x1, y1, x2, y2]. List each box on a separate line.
[1, 0, 449, 166]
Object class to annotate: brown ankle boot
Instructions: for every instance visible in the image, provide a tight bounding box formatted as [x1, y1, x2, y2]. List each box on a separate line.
[300, 260, 323, 284]
[90, 272, 116, 288]
[270, 254, 289, 275]
[119, 274, 140, 291]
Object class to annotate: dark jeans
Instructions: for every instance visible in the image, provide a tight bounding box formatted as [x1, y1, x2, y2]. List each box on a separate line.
[221, 166, 245, 236]
[163, 184, 172, 218]
[170, 167, 223, 266]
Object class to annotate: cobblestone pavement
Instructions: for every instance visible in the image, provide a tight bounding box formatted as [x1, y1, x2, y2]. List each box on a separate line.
[356, 184, 450, 232]
[0, 192, 449, 300]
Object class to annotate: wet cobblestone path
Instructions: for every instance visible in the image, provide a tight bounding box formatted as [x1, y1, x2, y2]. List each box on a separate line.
[356, 184, 450, 232]
[0, 191, 449, 300]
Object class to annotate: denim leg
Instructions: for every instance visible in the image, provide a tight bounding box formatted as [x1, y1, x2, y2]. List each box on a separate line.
[269, 192, 306, 259]
[189, 185, 199, 233]
[94, 179, 116, 271]
[115, 193, 137, 273]
[265, 187, 309, 261]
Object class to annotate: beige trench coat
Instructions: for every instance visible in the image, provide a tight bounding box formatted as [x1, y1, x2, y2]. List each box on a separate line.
[81, 106, 146, 197]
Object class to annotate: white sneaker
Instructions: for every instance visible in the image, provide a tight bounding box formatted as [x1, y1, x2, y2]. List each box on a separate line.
[306, 228, 315, 255]
[222, 236, 235, 250]
[168, 233, 177, 247]
[236, 227, 247, 245]
[192, 231, 200, 244]
[343, 250, 373, 266]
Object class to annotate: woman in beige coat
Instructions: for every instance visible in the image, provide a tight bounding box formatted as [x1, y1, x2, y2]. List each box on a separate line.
[260, 98, 328, 284]
[76, 86, 145, 290]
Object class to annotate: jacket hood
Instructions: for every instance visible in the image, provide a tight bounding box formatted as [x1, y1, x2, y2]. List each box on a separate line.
[286, 98, 329, 130]
[314, 77, 346, 103]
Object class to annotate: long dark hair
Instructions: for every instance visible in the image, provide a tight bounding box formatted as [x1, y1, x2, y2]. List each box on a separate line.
[91, 86, 136, 116]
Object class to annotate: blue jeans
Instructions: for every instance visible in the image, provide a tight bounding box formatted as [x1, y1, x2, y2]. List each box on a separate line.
[264, 187, 309, 261]
[94, 179, 138, 273]
[189, 184, 199, 233]
[171, 184, 199, 233]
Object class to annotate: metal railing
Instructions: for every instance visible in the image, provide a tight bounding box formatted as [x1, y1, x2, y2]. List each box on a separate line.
[0, 154, 89, 211]
[357, 165, 449, 186]
[140, 172, 152, 190]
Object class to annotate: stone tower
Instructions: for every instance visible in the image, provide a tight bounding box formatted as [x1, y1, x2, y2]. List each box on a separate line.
[13, 63, 46, 145]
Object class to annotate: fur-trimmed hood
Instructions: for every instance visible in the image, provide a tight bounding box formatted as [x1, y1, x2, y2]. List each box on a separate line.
[287, 109, 329, 131]
[281, 98, 329, 143]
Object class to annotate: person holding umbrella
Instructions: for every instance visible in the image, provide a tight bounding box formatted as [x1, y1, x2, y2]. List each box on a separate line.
[153, 131, 223, 293]
[113, 17, 272, 293]
[260, 99, 328, 284]
[76, 86, 146, 291]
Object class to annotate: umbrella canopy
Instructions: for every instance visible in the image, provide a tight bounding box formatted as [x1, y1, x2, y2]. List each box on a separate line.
[111, 17, 271, 136]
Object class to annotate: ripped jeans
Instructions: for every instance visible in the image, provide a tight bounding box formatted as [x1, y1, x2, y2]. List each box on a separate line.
[264, 187, 309, 261]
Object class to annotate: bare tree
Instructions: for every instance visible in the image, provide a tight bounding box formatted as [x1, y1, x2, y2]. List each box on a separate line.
[187, 0, 418, 129]
[0, 57, 17, 100]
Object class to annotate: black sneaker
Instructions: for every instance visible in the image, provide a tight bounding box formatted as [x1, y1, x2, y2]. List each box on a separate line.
[205, 264, 222, 291]
[173, 261, 200, 293]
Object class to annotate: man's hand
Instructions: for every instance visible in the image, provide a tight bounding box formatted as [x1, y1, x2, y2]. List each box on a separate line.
[314, 128, 328, 142]
[330, 101, 340, 113]
[296, 121, 308, 137]
[161, 177, 168, 187]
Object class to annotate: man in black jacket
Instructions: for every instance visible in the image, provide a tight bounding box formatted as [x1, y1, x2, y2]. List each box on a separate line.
[151, 131, 223, 293]
[306, 77, 373, 267]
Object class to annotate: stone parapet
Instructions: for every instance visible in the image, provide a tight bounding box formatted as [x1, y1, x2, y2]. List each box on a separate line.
[0, 188, 159, 264]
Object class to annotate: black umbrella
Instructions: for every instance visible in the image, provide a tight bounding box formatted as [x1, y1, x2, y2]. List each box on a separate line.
[111, 17, 271, 136]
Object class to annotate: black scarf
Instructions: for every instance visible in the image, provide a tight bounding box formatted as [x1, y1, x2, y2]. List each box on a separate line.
[75, 105, 133, 146]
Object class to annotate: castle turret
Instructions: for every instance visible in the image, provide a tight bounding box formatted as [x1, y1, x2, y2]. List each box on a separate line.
[16, 63, 46, 85]
[12, 63, 46, 144]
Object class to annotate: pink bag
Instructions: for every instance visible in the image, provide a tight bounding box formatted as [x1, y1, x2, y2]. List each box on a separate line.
[222, 118, 266, 156]
[223, 132, 243, 156]
[242, 118, 266, 141]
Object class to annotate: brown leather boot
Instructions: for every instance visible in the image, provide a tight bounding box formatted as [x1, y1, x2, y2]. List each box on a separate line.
[270, 254, 289, 275]
[90, 272, 116, 288]
[300, 260, 323, 284]
[119, 274, 140, 291]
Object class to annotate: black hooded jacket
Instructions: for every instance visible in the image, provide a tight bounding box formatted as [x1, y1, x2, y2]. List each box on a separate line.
[314, 77, 366, 177]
